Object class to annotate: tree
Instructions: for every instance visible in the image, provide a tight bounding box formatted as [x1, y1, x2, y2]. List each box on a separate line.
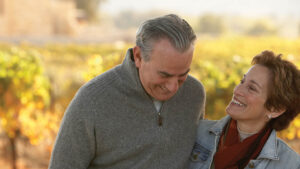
[113, 10, 167, 29]
[0, 48, 50, 169]
[246, 20, 278, 36]
[196, 14, 226, 36]
[74, 0, 106, 22]
[298, 22, 300, 37]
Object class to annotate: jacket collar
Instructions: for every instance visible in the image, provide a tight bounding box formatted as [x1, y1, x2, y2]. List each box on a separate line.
[257, 130, 279, 160]
[209, 115, 231, 135]
[208, 115, 279, 160]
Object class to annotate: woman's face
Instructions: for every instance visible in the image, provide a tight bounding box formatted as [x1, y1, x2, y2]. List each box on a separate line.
[226, 64, 272, 128]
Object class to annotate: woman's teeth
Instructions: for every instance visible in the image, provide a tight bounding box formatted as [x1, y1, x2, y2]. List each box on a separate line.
[232, 99, 245, 106]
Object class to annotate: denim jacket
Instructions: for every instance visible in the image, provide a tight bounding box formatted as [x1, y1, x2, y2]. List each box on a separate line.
[189, 116, 300, 169]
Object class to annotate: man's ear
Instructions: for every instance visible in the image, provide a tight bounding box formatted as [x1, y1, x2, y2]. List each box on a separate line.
[268, 108, 286, 119]
[133, 46, 142, 68]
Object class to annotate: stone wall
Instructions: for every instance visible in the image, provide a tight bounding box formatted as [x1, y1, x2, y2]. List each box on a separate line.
[0, 0, 79, 37]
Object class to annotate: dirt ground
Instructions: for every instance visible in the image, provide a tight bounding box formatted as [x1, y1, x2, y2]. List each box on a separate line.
[0, 135, 300, 169]
[0, 135, 50, 169]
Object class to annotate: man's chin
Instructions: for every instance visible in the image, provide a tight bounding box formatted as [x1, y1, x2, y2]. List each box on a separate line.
[154, 94, 174, 101]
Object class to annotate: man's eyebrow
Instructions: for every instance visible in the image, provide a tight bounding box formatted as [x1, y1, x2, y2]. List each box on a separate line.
[158, 69, 190, 77]
[159, 71, 173, 77]
[179, 69, 190, 76]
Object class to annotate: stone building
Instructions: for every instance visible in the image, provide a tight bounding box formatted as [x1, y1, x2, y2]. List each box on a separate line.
[0, 0, 79, 37]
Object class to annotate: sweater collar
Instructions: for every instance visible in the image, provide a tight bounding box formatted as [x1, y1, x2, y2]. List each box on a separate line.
[120, 48, 184, 103]
[120, 48, 153, 100]
[120, 48, 140, 86]
[121, 48, 147, 95]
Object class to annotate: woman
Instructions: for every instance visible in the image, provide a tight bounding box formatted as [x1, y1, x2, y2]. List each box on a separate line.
[190, 50, 300, 169]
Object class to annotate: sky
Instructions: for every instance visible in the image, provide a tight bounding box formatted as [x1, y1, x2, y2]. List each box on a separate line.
[101, 0, 300, 17]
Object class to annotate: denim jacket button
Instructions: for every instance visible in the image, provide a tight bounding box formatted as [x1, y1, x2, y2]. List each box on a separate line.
[192, 154, 198, 160]
[248, 162, 255, 168]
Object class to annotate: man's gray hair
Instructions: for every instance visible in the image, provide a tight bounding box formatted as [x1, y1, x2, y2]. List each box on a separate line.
[136, 14, 196, 61]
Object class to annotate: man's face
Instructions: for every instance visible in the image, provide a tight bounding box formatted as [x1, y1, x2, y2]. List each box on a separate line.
[133, 38, 194, 101]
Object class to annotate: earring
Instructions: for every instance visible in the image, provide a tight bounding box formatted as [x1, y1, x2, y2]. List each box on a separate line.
[267, 114, 272, 119]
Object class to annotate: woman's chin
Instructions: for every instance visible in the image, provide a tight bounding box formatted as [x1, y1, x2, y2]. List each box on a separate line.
[226, 108, 239, 120]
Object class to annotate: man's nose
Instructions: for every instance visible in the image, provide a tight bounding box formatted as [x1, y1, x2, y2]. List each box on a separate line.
[165, 78, 179, 93]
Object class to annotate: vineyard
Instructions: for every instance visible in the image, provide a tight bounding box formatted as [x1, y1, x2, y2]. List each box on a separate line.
[1, 36, 300, 169]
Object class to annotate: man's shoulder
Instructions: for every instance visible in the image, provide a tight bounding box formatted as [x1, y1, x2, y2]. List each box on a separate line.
[185, 75, 205, 92]
[186, 75, 202, 84]
[76, 66, 122, 99]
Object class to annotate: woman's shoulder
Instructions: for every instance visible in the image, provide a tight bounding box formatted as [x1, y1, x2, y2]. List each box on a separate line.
[193, 118, 226, 157]
[195, 117, 228, 140]
[262, 137, 300, 169]
[198, 119, 218, 127]
[276, 138, 300, 161]
[197, 116, 230, 130]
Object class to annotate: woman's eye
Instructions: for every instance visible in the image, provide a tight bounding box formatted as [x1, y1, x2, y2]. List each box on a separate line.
[248, 86, 256, 91]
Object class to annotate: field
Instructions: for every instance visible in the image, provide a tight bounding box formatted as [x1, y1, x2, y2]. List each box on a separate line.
[1, 36, 300, 169]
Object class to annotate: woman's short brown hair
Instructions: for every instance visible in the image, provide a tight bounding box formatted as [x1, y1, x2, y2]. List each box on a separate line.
[252, 50, 300, 131]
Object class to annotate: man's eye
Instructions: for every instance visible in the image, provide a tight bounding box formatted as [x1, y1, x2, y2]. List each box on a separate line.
[160, 74, 169, 78]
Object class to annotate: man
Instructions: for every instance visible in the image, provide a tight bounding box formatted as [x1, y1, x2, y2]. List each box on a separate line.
[49, 14, 206, 169]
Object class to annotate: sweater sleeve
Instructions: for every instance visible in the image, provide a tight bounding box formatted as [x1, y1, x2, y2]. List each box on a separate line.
[48, 90, 96, 169]
[189, 76, 206, 120]
[199, 86, 206, 120]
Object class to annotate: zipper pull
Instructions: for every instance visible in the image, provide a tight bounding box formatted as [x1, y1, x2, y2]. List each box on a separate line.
[158, 114, 163, 126]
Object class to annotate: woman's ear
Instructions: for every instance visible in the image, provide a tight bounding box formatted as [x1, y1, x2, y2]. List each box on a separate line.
[268, 108, 286, 119]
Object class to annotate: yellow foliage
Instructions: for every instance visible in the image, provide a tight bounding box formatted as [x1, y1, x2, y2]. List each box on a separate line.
[294, 118, 300, 127]
[0, 48, 51, 144]
[286, 132, 295, 140]
[1, 36, 300, 148]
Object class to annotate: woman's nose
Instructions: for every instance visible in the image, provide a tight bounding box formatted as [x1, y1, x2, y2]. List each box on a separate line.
[233, 84, 244, 96]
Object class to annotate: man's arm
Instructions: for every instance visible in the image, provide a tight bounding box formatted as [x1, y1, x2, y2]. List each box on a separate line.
[48, 94, 96, 169]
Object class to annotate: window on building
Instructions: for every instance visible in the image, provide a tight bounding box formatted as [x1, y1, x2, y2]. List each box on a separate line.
[0, 0, 4, 15]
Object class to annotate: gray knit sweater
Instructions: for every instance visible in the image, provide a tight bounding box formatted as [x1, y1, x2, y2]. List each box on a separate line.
[48, 49, 206, 169]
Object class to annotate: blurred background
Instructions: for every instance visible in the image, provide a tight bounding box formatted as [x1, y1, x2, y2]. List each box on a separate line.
[1, 0, 300, 168]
